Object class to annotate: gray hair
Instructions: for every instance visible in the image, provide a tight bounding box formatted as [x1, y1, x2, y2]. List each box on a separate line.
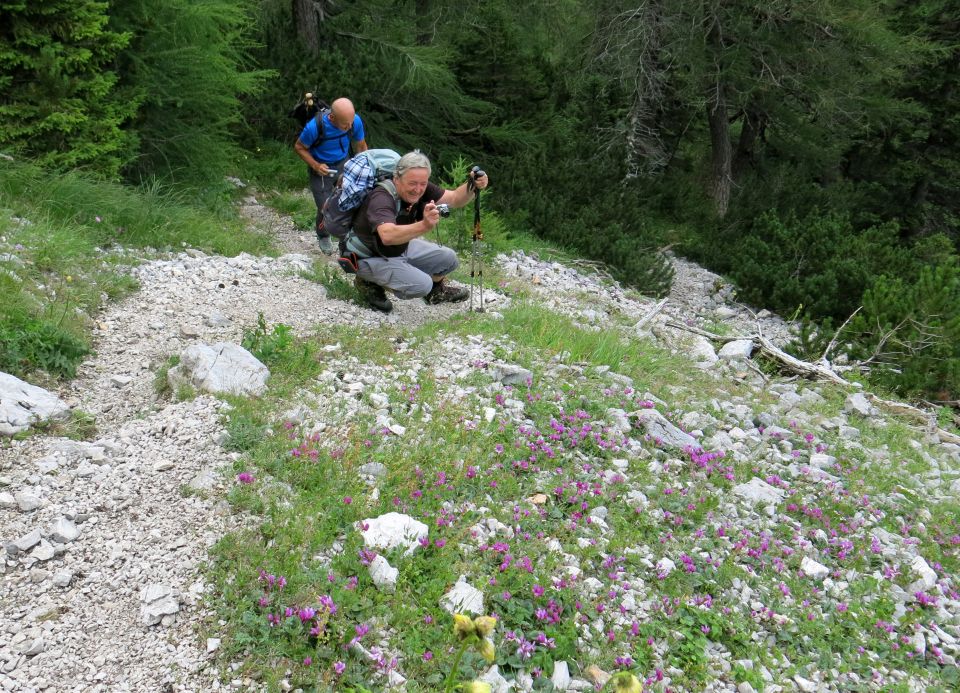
[395, 150, 431, 178]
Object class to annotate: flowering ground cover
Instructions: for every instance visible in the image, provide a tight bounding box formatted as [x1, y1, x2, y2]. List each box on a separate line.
[207, 295, 959, 692]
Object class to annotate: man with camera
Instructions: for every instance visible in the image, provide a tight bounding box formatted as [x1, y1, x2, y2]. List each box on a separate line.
[294, 97, 368, 253]
[346, 151, 488, 313]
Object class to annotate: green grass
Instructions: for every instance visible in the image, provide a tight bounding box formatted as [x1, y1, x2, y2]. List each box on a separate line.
[0, 159, 277, 380]
[0, 160, 272, 256]
[301, 263, 363, 305]
[238, 139, 308, 192]
[260, 190, 316, 231]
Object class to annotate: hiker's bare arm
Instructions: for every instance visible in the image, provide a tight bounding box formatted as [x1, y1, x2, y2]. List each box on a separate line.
[352, 139, 368, 154]
[294, 140, 332, 175]
[376, 204, 442, 245]
[437, 171, 488, 208]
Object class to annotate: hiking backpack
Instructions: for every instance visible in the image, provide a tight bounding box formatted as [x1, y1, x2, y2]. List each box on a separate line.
[321, 148, 401, 240]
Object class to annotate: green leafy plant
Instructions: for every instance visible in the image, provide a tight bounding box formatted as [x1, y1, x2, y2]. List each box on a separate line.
[0, 311, 89, 378]
[241, 312, 294, 366]
[303, 263, 360, 303]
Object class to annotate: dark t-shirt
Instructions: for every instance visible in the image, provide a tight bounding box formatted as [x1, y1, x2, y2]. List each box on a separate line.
[354, 181, 444, 258]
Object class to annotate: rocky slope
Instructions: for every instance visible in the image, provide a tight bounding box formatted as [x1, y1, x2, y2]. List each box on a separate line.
[1, 197, 957, 692]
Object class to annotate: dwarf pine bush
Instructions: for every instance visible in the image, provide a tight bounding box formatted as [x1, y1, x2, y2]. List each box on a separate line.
[847, 263, 960, 399]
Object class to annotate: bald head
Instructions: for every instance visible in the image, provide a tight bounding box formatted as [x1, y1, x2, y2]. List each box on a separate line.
[330, 98, 356, 130]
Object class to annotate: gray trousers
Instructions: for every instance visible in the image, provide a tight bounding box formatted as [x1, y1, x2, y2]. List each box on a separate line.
[308, 160, 345, 240]
[357, 239, 459, 299]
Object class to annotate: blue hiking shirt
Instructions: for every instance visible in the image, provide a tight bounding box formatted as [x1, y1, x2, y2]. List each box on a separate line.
[298, 113, 365, 165]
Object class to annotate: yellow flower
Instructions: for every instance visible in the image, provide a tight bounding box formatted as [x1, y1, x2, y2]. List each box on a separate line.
[461, 682, 492, 693]
[477, 637, 496, 663]
[453, 613, 476, 640]
[473, 615, 497, 637]
[611, 672, 642, 693]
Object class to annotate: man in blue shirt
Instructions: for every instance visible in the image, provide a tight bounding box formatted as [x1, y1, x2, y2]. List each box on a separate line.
[294, 97, 368, 253]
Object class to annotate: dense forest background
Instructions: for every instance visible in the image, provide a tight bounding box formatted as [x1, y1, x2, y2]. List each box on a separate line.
[1, 0, 958, 401]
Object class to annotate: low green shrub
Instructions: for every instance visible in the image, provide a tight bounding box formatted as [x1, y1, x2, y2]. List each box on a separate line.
[0, 310, 89, 379]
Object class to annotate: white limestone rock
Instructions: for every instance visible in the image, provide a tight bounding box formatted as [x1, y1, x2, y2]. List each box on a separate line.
[844, 392, 879, 417]
[140, 584, 180, 626]
[369, 555, 399, 593]
[167, 342, 269, 397]
[0, 372, 71, 435]
[12, 528, 42, 553]
[656, 557, 676, 577]
[718, 339, 755, 361]
[551, 660, 571, 690]
[688, 336, 718, 366]
[359, 512, 428, 556]
[489, 364, 533, 386]
[440, 575, 484, 615]
[479, 665, 514, 693]
[31, 540, 55, 562]
[800, 556, 830, 580]
[633, 409, 697, 450]
[909, 555, 938, 592]
[49, 517, 80, 543]
[732, 478, 785, 506]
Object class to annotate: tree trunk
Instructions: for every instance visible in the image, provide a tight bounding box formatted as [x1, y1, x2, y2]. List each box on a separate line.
[707, 84, 732, 219]
[705, 11, 732, 219]
[732, 108, 763, 181]
[292, 0, 341, 54]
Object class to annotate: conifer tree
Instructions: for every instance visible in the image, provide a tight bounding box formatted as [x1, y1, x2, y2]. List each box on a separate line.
[109, 0, 271, 183]
[0, 0, 137, 177]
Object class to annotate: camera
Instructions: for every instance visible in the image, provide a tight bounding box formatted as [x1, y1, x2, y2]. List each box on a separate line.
[435, 203, 451, 218]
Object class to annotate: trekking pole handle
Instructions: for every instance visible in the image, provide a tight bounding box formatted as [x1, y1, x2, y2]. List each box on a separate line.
[467, 165, 485, 192]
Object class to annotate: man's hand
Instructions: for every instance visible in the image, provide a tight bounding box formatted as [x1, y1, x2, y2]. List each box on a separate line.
[422, 202, 441, 230]
[472, 170, 489, 191]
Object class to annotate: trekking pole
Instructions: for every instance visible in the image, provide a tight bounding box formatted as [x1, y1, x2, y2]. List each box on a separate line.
[468, 166, 485, 312]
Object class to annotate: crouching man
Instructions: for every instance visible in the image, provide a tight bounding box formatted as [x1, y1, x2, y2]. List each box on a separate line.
[347, 151, 488, 313]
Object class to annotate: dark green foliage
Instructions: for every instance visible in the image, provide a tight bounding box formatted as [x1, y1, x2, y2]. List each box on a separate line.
[722, 211, 909, 319]
[303, 263, 359, 304]
[0, 0, 138, 177]
[108, 0, 273, 183]
[0, 308, 89, 378]
[2, 0, 958, 400]
[847, 263, 960, 399]
[844, 0, 960, 241]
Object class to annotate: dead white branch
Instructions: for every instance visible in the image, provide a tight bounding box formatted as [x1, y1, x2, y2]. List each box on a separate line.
[664, 320, 743, 343]
[664, 320, 960, 446]
[635, 298, 669, 332]
[755, 335, 850, 386]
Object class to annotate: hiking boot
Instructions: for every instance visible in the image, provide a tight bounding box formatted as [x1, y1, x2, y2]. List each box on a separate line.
[354, 277, 393, 313]
[317, 233, 335, 254]
[424, 280, 469, 305]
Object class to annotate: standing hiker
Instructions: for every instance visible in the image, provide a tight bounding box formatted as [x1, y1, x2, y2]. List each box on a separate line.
[294, 97, 368, 253]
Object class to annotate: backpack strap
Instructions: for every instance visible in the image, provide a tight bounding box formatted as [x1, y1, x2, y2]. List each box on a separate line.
[375, 179, 402, 217]
[365, 180, 403, 258]
[313, 109, 356, 147]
